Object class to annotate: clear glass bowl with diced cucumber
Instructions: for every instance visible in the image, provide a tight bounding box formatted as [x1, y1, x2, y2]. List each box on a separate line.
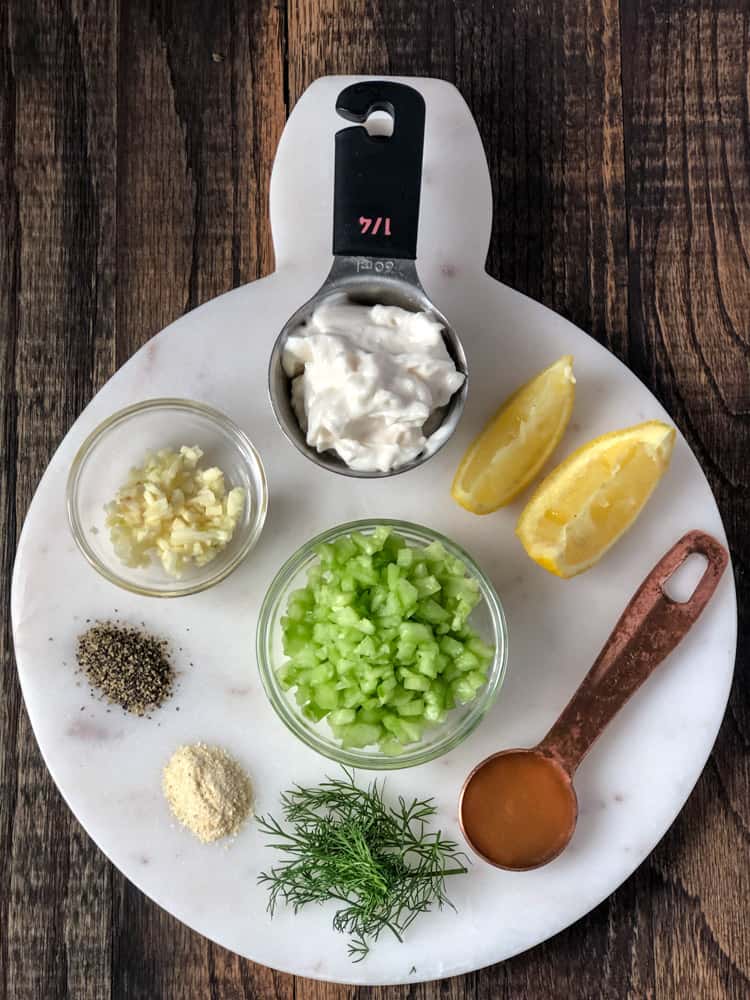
[256, 520, 508, 769]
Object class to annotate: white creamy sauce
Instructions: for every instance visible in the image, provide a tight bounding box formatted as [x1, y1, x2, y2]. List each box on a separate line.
[281, 297, 465, 473]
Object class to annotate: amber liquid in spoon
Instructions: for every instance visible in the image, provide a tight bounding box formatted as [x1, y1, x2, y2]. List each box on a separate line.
[460, 751, 575, 869]
[459, 531, 729, 872]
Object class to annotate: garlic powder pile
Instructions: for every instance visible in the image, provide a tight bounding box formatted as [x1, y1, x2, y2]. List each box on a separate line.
[162, 743, 253, 843]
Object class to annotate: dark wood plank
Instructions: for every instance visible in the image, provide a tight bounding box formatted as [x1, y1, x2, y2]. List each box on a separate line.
[1, 0, 748, 998]
[115, 0, 285, 366]
[620, 1, 750, 996]
[452, 0, 630, 354]
[111, 2, 289, 999]
[2, 1, 117, 998]
[0, 1, 22, 990]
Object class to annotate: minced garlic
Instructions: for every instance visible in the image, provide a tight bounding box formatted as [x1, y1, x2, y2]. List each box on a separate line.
[105, 445, 245, 577]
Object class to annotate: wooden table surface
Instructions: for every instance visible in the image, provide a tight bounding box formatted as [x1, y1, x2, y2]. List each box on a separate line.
[1, 1, 748, 998]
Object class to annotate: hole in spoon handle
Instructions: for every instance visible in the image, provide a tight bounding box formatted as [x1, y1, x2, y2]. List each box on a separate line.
[539, 531, 729, 776]
[333, 81, 426, 260]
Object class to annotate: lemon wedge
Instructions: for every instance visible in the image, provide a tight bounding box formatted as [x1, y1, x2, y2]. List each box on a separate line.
[451, 355, 576, 514]
[516, 420, 676, 578]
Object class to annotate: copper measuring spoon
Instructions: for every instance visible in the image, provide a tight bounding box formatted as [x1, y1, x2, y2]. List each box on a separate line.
[459, 530, 729, 871]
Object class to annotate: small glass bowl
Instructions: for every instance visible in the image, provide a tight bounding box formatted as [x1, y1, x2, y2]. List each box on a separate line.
[257, 519, 508, 769]
[67, 398, 268, 597]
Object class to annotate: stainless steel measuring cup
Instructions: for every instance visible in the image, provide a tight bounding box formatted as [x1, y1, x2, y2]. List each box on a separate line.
[268, 80, 468, 478]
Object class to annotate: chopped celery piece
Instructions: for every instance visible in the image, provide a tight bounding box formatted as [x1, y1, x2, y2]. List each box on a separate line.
[443, 577, 480, 601]
[396, 641, 417, 664]
[358, 706, 383, 724]
[396, 578, 419, 612]
[276, 662, 296, 689]
[383, 718, 408, 742]
[396, 547, 414, 568]
[377, 677, 398, 703]
[415, 648, 440, 678]
[452, 670, 488, 704]
[398, 718, 424, 743]
[293, 647, 318, 669]
[399, 622, 433, 644]
[315, 542, 335, 564]
[401, 670, 431, 692]
[277, 526, 495, 750]
[356, 636, 377, 659]
[397, 697, 425, 717]
[333, 537, 357, 563]
[418, 598, 450, 623]
[329, 708, 356, 726]
[455, 651, 480, 673]
[312, 682, 339, 710]
[376, 614, 402, 630]
[331, 606, 358, 628]
[389, 684, 414, 707]
[424, 706, 446, 724]
[340, 722, 383, 748]
[303, 702, 328, 723]
[383, 592, 402, 617]
[439, 635, 464, 658]
[341, 687, 364, 709]
[423, 541, 447, 563]
[309, 662, 334, 684]
[360, 672, 380, 695]
[415, 575, 442, 598]
[467, 636, 495, 663]
[285, 602, 307, 622]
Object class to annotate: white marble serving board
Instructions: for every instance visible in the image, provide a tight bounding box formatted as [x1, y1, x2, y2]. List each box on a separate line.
[11, 77, 737, 986]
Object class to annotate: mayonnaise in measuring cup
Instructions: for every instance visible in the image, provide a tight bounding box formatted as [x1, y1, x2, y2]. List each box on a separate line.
[281, 296, 466, 473]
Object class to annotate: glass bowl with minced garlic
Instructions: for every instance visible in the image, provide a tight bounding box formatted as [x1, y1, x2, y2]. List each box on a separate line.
[67, 398, 268, 597]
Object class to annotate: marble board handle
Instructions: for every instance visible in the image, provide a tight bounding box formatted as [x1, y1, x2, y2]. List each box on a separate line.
[539, 530, 729, 776]
[333, 81, 426, 260]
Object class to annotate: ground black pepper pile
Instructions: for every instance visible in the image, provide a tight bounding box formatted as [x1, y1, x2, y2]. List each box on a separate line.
[76, 622, 174, 715]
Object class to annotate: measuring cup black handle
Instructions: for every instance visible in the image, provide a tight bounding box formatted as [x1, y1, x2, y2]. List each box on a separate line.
[333, 81, 426, 260]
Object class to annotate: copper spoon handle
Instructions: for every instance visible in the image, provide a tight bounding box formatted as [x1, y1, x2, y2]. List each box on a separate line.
[539, 530, 728, 776]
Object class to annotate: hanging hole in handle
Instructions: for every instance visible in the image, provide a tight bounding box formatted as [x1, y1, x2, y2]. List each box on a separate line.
[663, 552, 709, 603]
[363, 108, 395, 137]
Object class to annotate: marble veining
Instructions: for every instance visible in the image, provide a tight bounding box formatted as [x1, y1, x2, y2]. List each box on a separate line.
[11, 77, 737, 986]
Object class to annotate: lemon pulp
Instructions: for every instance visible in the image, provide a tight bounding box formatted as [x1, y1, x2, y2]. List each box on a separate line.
[516, 420, 676, 578]
[452, 355, 575, 514]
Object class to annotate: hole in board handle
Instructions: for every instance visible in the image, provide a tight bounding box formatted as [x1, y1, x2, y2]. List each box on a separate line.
[364, 109, 395, 137]
[663, 552, 709, 603]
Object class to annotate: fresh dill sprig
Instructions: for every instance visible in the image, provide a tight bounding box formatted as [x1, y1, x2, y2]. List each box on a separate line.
[257, 768, 469, 962]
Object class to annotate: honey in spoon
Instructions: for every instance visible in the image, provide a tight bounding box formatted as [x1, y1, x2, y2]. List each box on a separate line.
[459, 530, 728, 872]
[460, 750, 576, 870]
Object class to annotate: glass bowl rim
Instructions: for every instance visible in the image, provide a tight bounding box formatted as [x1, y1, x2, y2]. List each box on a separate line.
[66, 397, 268, 598]
[256, 518, 509, 770]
